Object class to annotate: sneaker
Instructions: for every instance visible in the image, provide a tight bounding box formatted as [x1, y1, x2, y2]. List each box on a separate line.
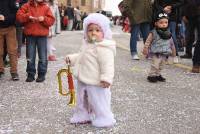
[132, 54, 140, 60]
[191, 66, 200, 73]
[147, 76, 157, 83]
[48, 55, 57, 61]
[0, 72, 5, 80]
[173, 56, 179, 64]
[36, 75, 45, 82]
[180, 54, 192, 59]
[26, 74, 35, 82]
[11, 73, 19, 81]
[156, 75, 166, 82]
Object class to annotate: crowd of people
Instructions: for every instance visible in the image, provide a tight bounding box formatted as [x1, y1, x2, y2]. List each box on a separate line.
[0, 0, 89, 82]
[116, 0, 200, 74]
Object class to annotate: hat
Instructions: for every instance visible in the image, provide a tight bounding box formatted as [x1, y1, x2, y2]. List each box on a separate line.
[83, 13, 112, 40]
[155, 12, 169, 21]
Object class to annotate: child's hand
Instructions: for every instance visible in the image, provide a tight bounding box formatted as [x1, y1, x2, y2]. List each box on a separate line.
[100, 81, 110, 88]
[38, 16, 44, 22]
[65, 57, 70, 64]
[29, 16, 38, 22]
[142, 47, 148, 56]
[0, 14, 5, 21]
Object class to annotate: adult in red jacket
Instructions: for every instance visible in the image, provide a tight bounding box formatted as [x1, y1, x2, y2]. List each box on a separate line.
[17, 0, 55, 82]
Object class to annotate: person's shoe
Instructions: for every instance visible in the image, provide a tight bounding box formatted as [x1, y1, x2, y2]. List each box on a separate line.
[180, 54, 192, 59]
[147, 76, 157, 83]
[11, 73, 19, 81]
[156, 75, 166, 82]
[132, 54, 140, 60]
[173, 56, 179, 64]
[26, 74, 35, 82]
[191, 66, 200, 73]
[48, 55, 57, 61]
[36, 75, 45, 82]
[0, 72, 5, 80]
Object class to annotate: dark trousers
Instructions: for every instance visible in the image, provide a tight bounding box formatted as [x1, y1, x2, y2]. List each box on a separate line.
[26, 36, 48, 76]
[193, 15, 200, 66]
[185, 18, 196, 56]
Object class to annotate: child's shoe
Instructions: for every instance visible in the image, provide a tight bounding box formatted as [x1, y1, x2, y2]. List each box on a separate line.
[11, 73, 19, 81]
[70, 113, 91, 124]
[156, 75, 166, 82]
[191, 65, 200, 73]
[147, 76, 157, 83]
[26, 74, 35, 82]
[92, 118, 116, 128]
[48, 55, 57, 61]
[36, 75, 45, 82]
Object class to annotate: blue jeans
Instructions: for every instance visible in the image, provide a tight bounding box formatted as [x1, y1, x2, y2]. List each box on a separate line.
[130, 22, 150, 55]
[26, 36, 48, 76]
[169, 21, 178, 56]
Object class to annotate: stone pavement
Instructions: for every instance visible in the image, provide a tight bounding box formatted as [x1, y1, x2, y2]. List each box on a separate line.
[0, 26, 200, 134]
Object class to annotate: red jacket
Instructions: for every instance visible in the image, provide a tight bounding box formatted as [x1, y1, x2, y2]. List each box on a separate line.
[16, 0, 55, 36]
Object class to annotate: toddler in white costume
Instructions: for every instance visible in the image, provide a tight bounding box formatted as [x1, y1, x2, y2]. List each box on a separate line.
[66, 13, 116, 127]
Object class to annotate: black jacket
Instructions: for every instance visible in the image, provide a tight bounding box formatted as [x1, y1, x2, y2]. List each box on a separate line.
[152, 0, 184, 22]
[182, 0, 200, 19]
[0, 0, 17, 28]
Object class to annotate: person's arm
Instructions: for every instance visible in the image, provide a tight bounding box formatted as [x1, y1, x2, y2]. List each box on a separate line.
[143, 33, 153, 56]
[97, 47, 115, 87]
[40, 7, 55, 27]
[16, 3, 31, 23]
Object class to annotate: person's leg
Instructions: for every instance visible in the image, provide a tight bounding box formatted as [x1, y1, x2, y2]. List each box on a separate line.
[140, 22, 150, 43]
[70, 81, 91, 124]
[192, 16, 200, 73]
[26, 36, 37, 81]
[5, 26, 19, 80]
[182, 19, 195, 58]
[0, 29, 5, 74]
[3, 39, 9, 66]
[6, 27, 18, 72]
[36, 36, 48, 82]
[47, 37, 56, 61]
[130, 24, 140, 59]
[169, 21, 179, 56]
[16, 26, 23, 58]
[148, 55, 162, 83]
[87, 85, 116, 127]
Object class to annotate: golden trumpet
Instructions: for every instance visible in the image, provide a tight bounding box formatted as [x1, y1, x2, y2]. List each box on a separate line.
[57, 65, 76, 106]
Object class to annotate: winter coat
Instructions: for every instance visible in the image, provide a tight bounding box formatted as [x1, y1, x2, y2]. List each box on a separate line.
[16, 0, 55, 36]
[0, 0, 17, 28]
[152, 0, 184, 22]
[67, 39, 116, 86]
[123, 0, 153, 25]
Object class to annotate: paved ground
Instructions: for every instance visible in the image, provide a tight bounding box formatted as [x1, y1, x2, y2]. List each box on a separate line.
[0, 26, 200, 134]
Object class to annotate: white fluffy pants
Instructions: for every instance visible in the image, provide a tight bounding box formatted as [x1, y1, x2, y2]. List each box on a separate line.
[70, 81, 116, 127]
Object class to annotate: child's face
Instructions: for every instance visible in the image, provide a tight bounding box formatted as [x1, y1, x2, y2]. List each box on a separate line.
[87, 24, 104, 42]
[155, 18, 168, 29]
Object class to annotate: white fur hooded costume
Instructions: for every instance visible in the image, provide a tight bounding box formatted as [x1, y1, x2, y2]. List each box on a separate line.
[67, 13, 116, 127]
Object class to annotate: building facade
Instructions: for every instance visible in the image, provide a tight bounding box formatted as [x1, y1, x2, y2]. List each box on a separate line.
[57, 0, 105, 13]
